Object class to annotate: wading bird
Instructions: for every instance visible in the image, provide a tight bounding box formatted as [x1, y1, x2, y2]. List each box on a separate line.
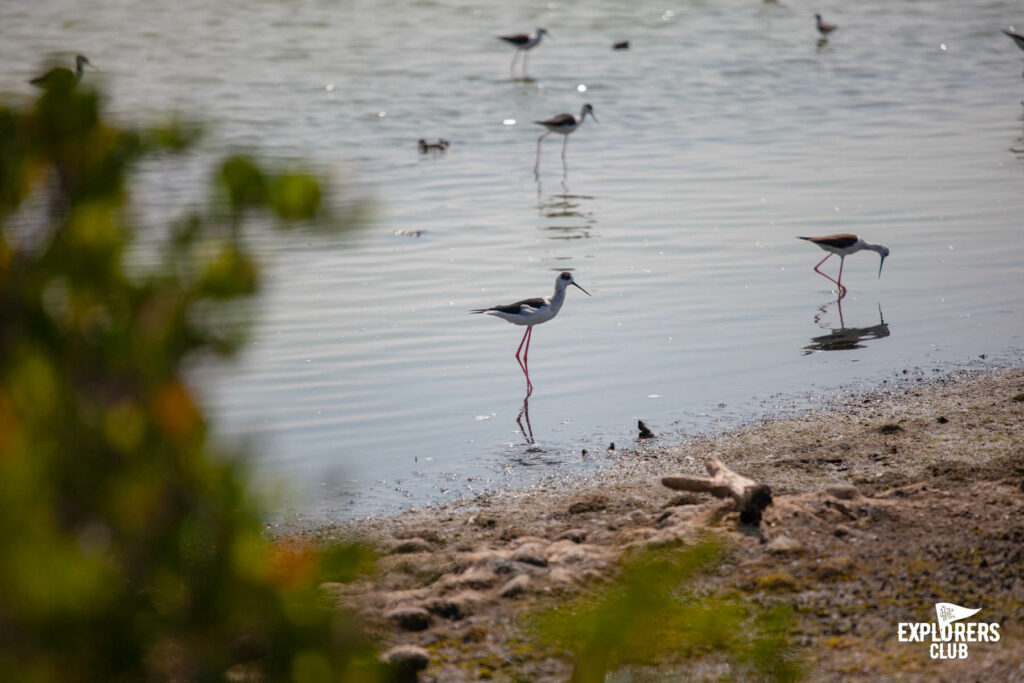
[1002, 28, 1024, 76]
[30, 54, 95, 90]
[471, 271, 590, 393]
[534, 103, 597, 175]
[498, 27, 548, 79]
[798, 234, 889, 298]
[815, 14, 837, 38]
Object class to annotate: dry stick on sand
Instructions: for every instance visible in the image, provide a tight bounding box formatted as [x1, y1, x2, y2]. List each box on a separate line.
[662, 458, 773, 525]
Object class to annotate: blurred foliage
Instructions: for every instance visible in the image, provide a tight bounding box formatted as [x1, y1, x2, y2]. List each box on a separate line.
[532, 538, 802, 682]
[0, 80, 386, 681]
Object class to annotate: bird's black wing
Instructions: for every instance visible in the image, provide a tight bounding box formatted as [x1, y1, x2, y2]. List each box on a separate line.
[475, 297, 545, 315]
[799, 234, 859, 249]
[1004, 29, 1024, 52]
[499, 34, 530, 46]
[535, 113, 575, 127]
[29, 67, 71, 88]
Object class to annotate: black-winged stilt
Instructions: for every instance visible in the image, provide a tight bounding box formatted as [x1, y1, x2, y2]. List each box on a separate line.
[471, 271, 590, 393]
[30, 54, 95, 90]
[1002, 28, 1024, 76]
[498, 27, 548, 79]
[534, 103, 597, 175]
[798, 234, 889, 298]
[815, 14, 837, 38]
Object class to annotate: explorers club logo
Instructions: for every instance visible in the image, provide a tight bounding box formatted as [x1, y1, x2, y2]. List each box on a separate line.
[897, 602, 1001, 659]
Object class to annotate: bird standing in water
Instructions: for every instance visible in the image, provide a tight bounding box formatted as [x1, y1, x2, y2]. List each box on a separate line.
[471, 271, 591, 394]
[815, 14, 837, 38]
[30, 54, 95, 90]
[534, 103, 597, 175]
[798, 234, 889, 298]
[498, 27, 548, 80]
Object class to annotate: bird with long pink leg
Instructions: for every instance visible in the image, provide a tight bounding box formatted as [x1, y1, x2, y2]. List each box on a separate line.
[798, 234, 889, 298]
[534, 103, 597, 176]
[471, 272, 590, 394]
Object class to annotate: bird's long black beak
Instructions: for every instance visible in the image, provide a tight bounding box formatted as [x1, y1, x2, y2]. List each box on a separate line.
[573, 282, 592, 296]
[878, 254, 886, 279]
[590, 112, 599, 124]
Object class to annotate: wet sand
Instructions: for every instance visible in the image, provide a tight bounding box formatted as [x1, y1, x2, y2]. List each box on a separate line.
[311, 367, 1024, 681]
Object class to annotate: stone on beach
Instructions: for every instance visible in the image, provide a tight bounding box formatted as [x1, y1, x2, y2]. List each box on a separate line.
[382, 645, 430, 682]
[499, 574, 531, 598]
[384, 606, 432, 631]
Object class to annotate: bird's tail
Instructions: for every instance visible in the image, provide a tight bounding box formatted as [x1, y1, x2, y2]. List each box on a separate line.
[469, 309, 490, 314]
[796, 236, 812, 241]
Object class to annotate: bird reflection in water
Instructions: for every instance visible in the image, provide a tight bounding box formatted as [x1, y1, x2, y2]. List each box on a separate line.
[536, 181, 596, 243]
[1010, 103, 1024, 158]
[508, 392, 567, 466]
[804, 298, 890, 354]
[516, 393, 534, 445]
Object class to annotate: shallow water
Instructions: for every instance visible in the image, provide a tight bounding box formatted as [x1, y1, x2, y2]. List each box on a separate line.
[3, 0, 1023, 522]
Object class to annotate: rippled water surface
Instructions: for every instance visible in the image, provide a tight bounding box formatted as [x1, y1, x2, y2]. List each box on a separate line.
[4, 0, 1023, 521]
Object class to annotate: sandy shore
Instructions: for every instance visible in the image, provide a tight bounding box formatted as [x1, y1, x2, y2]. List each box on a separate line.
[312, 367, 1024, 681]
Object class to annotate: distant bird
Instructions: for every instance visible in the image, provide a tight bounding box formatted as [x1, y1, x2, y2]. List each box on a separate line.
[534, 103, 597, 175]
[1002, 28, 1024, 76]
[417, 138, 450, 153]
[798, 234, 889, 298]
[498, 27, 548, 79]
[30, 54, 94, 90]
[815, 14, 837, 38]
[471, 271, 591, 393]
[613, 40, 631, 50]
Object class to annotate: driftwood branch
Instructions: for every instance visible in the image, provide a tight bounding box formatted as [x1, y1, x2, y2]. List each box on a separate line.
[662, 458, 772, 525]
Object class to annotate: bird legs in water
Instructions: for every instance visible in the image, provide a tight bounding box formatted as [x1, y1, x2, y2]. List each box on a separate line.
[561, 135, 569, 177]
[534, 132, 569, 176]
[813, 253, 848, 298]
[515, 325, 534, 395]
[509, 50, 531, 80]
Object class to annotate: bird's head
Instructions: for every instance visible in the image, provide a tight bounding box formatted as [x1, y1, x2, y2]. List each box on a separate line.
[76, 55, 96, 71]
[876, 245, 890, 278]
[582, 103, 597, 124]
[537, 27, 549, 37]
[558, 271, 591, 296]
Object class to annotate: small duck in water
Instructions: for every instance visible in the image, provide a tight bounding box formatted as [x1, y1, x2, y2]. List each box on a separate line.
[417, 138, 450, 154]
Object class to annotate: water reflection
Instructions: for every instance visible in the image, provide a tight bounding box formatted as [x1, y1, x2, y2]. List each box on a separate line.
[516, 393, 534, 445]
[804, 299, 890, 354]
[536, 181, 596, 243]
[509, 392, 564, 466]
[1011, 102, 1024, 157]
